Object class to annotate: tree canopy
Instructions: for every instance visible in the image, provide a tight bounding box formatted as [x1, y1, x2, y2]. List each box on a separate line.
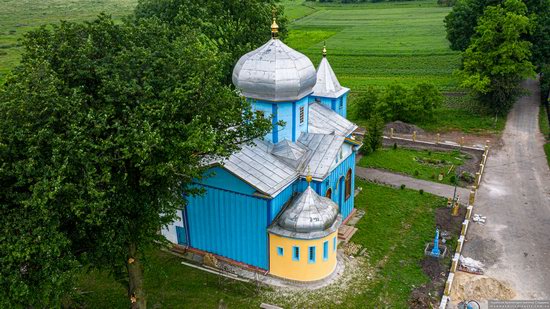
[445, 0, 550, 69]
[134, 0, 287, 83]
[0, 14, 271, 308]
[458, 0, 535, 115]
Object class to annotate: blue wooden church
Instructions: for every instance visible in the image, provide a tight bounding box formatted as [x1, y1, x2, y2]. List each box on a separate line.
[163, 19, 360, 281]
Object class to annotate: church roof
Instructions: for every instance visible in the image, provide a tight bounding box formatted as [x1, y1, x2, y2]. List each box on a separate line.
[308, 102, 358, 136]
[272, 139, 308, 169]
[297, 133, 345, 180]
[223, 140, 298, 196]
[312, 57, 349, 98]
[268, 186, 342, 240]
[232, 39, 317, 102]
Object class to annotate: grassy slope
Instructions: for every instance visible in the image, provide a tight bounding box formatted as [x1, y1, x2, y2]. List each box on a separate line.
[0, 0, 137, 82]
[77, 180, 444, 308]
[284, 0, 460, 92]
[358, 147, 467, 185]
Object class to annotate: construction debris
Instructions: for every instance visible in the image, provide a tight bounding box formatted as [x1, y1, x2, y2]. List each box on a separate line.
[451, 272, 515, 301]
[458, 256, 484, 275]
[472, 214, 487, 224]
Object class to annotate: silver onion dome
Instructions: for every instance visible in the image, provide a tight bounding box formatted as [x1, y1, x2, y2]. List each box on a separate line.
[232, 38, 317, 102]
[269, 186, 342, 240]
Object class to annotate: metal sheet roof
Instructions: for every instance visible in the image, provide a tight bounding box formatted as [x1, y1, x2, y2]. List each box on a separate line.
[308, 102, 358, 136]
[312, 57, 349, 98]
[232, 39, 317, 102]
[268, 186, 342, 240]
[223, 140, 298, 196]
[298, 133, 344, 180]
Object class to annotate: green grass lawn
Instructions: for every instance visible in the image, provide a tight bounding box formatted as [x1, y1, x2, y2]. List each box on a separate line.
[284, 0, 460, 92]
[0, 0, 137, 82]
[75, 179, 446, 308]
[347, 178, 446, 308]
[358, 147, 469, 185]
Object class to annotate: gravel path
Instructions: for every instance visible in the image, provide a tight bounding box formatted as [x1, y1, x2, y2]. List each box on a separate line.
[356, 167, 471, 200]
[461, 79, 550, 301]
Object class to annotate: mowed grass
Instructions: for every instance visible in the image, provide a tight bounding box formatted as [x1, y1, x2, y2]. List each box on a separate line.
[346, 178, 445, 307]
[76, 180, 444, 308]
[358, 147, 468, 185]
[284, 0, 461, 91]
[0, 0, 137, 82]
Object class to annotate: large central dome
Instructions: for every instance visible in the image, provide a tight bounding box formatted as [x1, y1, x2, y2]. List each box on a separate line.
[232, 39, 317, 102]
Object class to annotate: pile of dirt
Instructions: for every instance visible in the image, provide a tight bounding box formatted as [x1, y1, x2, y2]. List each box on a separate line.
[435, 206, 467, 236]
[451, 272, 516, 301]
[384, 121, 424, 134]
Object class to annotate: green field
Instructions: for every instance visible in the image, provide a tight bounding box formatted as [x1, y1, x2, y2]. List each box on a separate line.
[358, 147, 469, 185]
[0, 0, 137, 81]
[283, 0, 461, 92]
[76, 180, 445, 308]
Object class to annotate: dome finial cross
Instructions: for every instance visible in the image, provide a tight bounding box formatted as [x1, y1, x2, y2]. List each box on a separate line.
[271, 8, 279, 39]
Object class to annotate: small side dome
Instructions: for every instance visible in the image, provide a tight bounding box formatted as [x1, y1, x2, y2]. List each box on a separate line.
[269, 186, 341, 239]
[232, 39, 317, 102]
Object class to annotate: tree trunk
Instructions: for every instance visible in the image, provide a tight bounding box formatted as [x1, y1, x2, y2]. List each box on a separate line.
[127, 242, 146, 309]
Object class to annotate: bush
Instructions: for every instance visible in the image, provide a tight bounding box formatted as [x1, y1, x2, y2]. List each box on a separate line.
[400, 184, 406, 190]
[355, 87, 380, 120]
[393, 142, 398, 150]
[414, 170, 419, 176]
[450, 175, 457, 184]
[419, 189, 424, 195]
[364, 114, 385, 153]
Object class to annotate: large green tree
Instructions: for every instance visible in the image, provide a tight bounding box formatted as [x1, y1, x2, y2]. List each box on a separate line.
[445, 0, 550, 68]
[0, 15, 271, 308]
[134, 0, 287, 83]
[458, 0, 535, 115]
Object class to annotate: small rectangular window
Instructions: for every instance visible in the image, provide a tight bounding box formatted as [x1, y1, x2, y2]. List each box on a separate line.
[340, 98, 343, 108]
[277, 247, 284, 256]
[299, 106, 305, 124]
[308, 246, 316, 264]
[323, 241, 329, 261]
[333, 237, 337, 252]
[292, 246, 300, 261]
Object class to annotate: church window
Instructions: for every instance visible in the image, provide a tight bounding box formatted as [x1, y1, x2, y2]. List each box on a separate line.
[325, 188, 332, 199]
[340, 98, 343, 109]
[308, 246, 316, 263]
[323, 241, 329, 261]
[333, 237, 337, 252]
[277, 247, 284, 256]
[293, 246, 300, 261]
[345, 169, 352, 201]
[299, 106, 305, 124]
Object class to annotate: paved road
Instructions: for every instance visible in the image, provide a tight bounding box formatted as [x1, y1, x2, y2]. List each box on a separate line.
[461, 79, 550, 300]
[356, 167, 471, 200]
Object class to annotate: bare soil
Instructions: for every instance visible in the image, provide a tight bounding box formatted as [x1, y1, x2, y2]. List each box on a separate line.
[409, 204, 466, 308]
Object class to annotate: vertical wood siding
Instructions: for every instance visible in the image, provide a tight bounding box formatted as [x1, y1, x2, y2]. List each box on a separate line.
[186, 186, 269, 269]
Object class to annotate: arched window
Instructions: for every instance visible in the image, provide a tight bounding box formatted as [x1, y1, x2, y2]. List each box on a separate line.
[345, 169, 352, 201]
[325, 188, 332, 199]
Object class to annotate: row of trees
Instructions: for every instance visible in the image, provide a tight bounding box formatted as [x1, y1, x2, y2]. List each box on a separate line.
[355, 83, 444, 123]
[445, 0, 550, 115]
[0, 1, 284, 308]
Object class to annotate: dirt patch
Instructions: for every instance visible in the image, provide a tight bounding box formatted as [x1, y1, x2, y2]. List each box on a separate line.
[436, 206, 467, 235]
[421, 258, 446, 281]
[451, 271, 516, 301]
[385, 121, 425, 135]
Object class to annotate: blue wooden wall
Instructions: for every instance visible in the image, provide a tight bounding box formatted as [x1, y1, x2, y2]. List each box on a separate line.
[186, 186, 269, 269]
[318, 151, 356, 219]
[310, 93, 348, 118]
[200, 166, 256, 195]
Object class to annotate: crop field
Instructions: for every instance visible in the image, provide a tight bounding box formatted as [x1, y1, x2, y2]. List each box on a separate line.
[283, 0, 461, 92]
[0, 0, 137, 81]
